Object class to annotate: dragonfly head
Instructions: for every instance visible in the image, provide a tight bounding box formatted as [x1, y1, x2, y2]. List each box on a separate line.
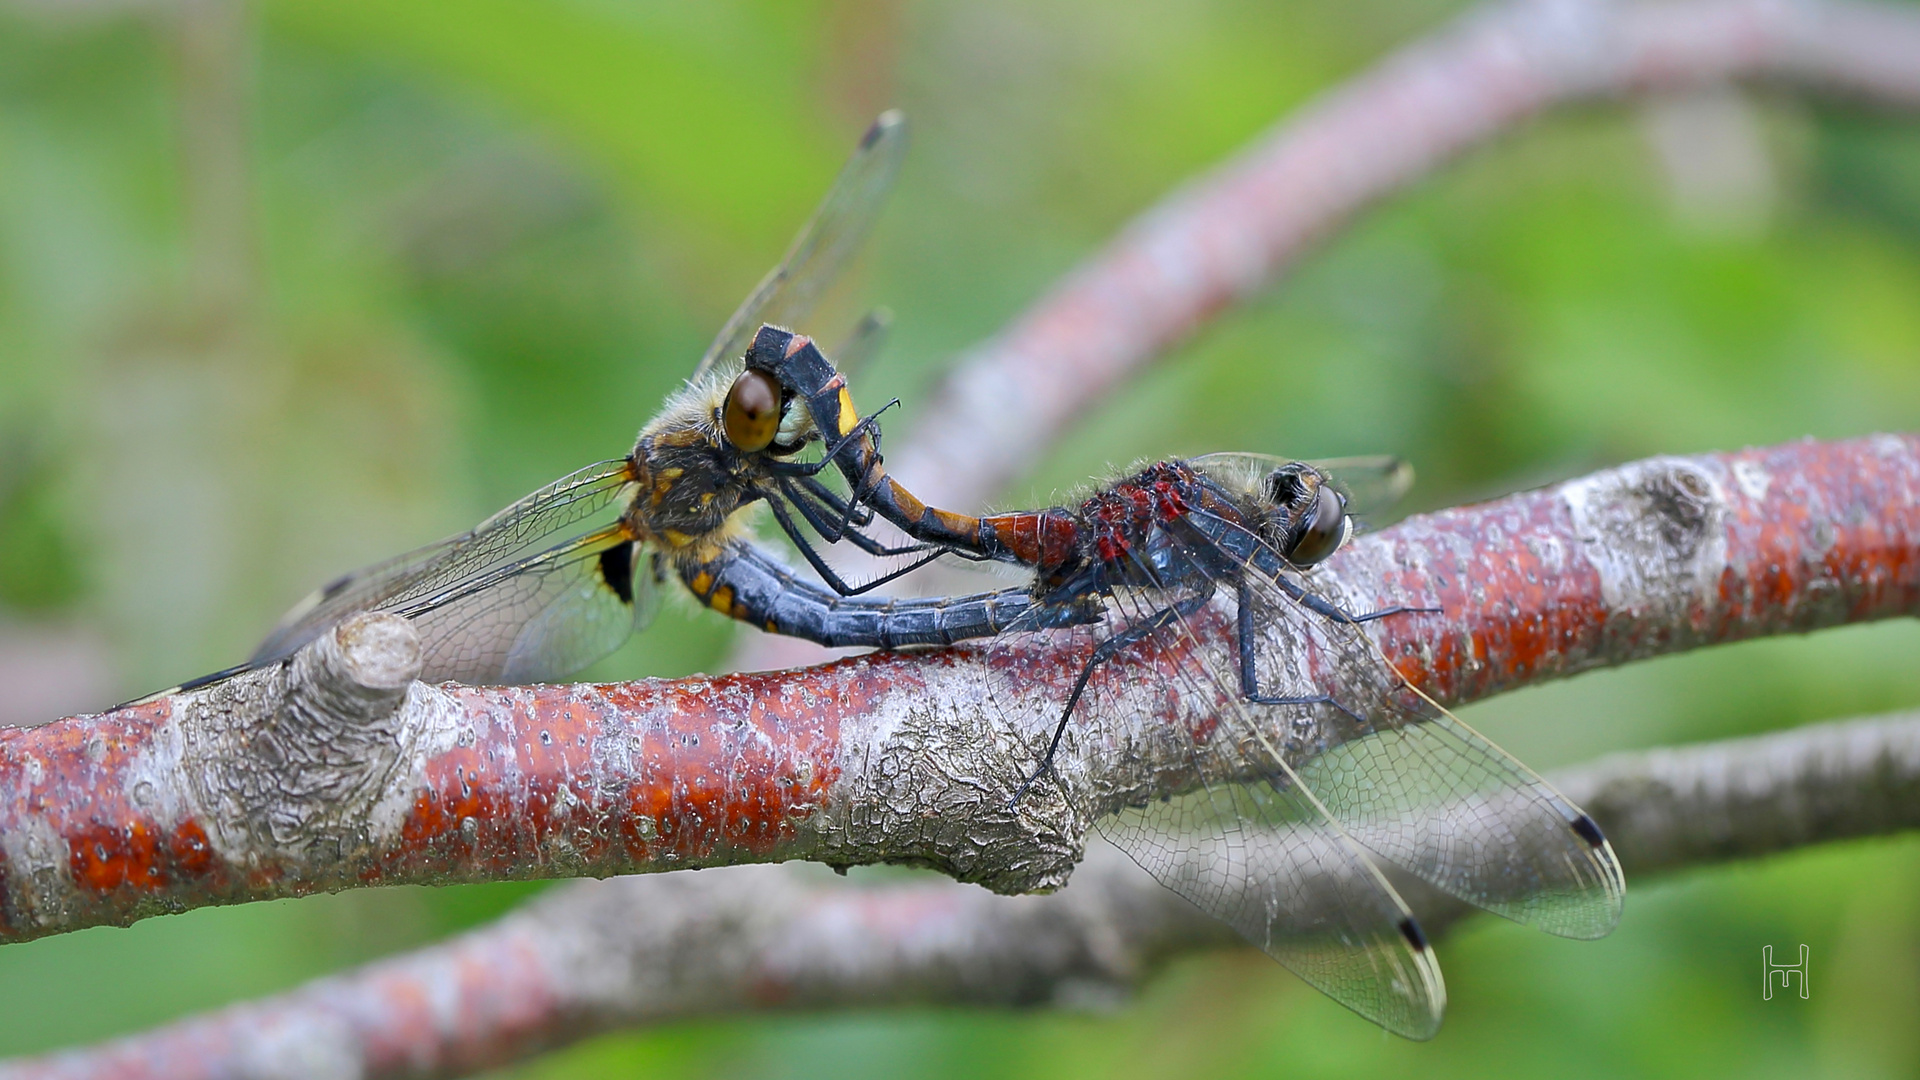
[734, 325, 827, 459]
[1261, 463, 1352, 567]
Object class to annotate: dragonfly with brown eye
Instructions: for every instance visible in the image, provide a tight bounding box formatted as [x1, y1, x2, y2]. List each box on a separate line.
[138, 110, 1625, 1043]
[138, 111, 1100, 703]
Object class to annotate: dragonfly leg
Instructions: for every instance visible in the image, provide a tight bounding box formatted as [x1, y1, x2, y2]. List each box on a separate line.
[764, 405, 906, 550]
[765, 399, 895, 483]
[778, 478, 947, 563]
[1269, 572, 1441, 625]
[1235, 579, 1364, 725]
[779, 478, 867, 545]
[762, 492, 950, 596]
[789, 473, 877, 530]
[1011, 589, 1214, 807]
[1345, 602, 1443, 623]
[778, 476, 945, 562]
[819, 400, 901, 528]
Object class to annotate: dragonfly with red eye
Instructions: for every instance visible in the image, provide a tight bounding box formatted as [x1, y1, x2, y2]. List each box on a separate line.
[144, 112, 1101, 701]
[752, 327, 1626, 1038]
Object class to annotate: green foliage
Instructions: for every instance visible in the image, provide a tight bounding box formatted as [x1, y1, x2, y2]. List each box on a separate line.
[1, 0, 1917, 1073]
[0, 433, 85, 610]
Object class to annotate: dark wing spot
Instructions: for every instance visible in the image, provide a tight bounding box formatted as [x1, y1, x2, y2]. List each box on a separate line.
[1570, 813, 1607, 848]
[599, 541, 637, 605]
[320, 574, 353, 601]
[1398, 916, 1430, 952]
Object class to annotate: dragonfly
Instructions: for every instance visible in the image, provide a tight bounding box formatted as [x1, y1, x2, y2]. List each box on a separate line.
[149, 112, 1099, 700]
[750, 326, 1626, 1037]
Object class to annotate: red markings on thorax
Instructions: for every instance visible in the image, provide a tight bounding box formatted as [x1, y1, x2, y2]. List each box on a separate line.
[981, 461, 1221, 574]
[1085, 465, 1199, 567]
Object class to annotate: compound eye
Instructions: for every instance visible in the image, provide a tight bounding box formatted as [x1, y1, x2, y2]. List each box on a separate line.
[722, 369, 782, 453]
[1287, 483, 1348, 566]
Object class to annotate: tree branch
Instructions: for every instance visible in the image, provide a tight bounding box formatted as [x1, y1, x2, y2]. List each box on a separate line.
[9, 0, 1920, 1072]
[10, 706, 1919, 1080]
[888, 0, 1920, 517]
[4, 434, 1915, 945]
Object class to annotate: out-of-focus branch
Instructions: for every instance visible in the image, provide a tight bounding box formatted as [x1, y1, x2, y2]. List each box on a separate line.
[172, 0, 255, 327]
[888, 0, 1920, 518]
[12, 708, 1920, 1080]
[2, 435, 1915, 946]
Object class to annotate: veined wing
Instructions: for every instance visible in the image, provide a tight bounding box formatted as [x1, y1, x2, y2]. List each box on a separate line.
[990, 588, 1446, 1038]
[1308, 456, 1415, 520]
[1175, 502, 1626, 940]
[1190, 452, 1414, 521]
[389, 524, 659, 685]
[832, 307, 892, 385]
[250, 458, 640, 679]
[690, 111, 909, 384]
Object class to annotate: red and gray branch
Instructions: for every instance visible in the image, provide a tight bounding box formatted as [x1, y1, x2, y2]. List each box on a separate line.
[9, 709, 1920, 1080]
[7, 0, 1920, 1073]
[2, 434, 1915, 947]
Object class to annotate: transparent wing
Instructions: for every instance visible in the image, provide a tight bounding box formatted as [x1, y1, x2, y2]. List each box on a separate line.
[1309, 455, 1416, 520]
[982, 597, 1446, 1038]
[250, 458, 639, 678]
[391, 525, 658, 685]
[831, 307, 892, 385]
[1173, 504, 1626, 939]
[1189, 452, 1414, 520]
[690, 112, 909, 383]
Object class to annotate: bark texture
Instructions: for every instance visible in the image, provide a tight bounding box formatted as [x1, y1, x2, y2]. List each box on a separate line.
[2, 436, 1914, 944]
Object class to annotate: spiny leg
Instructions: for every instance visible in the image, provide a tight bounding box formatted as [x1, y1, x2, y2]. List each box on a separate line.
[1268, 572, 1441, 625]
[763, 401, 894, 482]
[789, 473, 876, 530]
[762, 492, 950, 596]
[1010, 589, 1214, 808]
[760, 402, 899, 550]
[777, 475, 872, 545]
[817, 398, 901, 534]
[1236, 577, 1365, 725]
[778, 476, 935, 559]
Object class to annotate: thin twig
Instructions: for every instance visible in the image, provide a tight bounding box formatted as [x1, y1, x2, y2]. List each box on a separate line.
[887, 0, 1920, 518]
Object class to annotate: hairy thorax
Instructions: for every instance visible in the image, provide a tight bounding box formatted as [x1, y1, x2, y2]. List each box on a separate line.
[626, 424, 759, 559]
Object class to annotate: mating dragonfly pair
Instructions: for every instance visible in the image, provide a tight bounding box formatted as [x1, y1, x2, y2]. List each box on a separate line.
[162, 112, 1622, 1039]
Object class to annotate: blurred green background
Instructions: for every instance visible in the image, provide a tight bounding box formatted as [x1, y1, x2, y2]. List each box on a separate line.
[3, 0, 1920, 1074]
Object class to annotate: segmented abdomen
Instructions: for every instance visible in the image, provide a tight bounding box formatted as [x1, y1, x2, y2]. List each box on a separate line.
[679, 542, 1099, 649]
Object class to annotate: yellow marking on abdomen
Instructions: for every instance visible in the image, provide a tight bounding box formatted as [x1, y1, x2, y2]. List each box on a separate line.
[835, 388, 860, 437]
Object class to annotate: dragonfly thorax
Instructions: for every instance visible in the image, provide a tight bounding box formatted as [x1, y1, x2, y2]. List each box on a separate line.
[625, 406, 779, 556]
